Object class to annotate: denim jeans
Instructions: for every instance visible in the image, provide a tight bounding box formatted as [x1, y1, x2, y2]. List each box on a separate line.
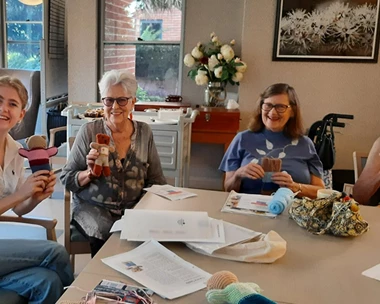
[0, 239, 74, 304]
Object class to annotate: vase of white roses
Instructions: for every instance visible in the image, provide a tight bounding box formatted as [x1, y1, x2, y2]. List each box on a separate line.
[183, 32, 247, 107]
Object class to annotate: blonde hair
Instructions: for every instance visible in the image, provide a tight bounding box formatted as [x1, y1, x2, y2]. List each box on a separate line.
[98, 70, 138, 97]
[0, 76, 29, 110]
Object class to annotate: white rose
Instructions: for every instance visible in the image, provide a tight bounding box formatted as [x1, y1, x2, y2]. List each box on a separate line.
[183, 54, 195, 67]
[197, 41, 202, 48]
[210, 32, 216, 38]
[235, 57, 241, 63]
[214, 66, 223, 78]
[232, 72, 243, 83]
[195, 70, 209, 85]
[208, 55, 219, 71]
[236, 61, 247, 73]
[217, 53, 223, 60]
[230, 39, 236, 45]
[220, 44, 234, 62]
[212, 36, 219, 43]
[191, 47, 203, 59]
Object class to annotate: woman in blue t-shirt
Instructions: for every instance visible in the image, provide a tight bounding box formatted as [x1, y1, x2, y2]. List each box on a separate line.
[219, 83, 324, 198]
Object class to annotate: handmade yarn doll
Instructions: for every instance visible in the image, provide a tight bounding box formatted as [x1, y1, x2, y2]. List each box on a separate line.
[90, 133, 115, 177]
[18, 135, 58, 173]
[206, 271, 276, 304]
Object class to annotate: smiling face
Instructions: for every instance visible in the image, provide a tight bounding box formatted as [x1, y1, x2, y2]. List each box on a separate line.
[0, 85, 26, 134]
[103, 84, 135, 130]
[261, 93, 293, 132]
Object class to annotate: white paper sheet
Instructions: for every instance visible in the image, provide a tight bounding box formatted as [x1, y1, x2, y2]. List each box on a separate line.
[221, 190, 277, 218]
[102, 240, 211, 299]
[186, 220, 262, 254]
[120, 210, 225, 243]
[362, 264, 380, 281]
[144, 184, 197, 201]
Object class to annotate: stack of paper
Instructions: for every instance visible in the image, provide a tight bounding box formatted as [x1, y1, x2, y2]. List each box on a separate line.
[102, 240, 211, 300]
[221, 190, 277, 218]
[120, 209, 225, 243]
[144, 184, 197, 201]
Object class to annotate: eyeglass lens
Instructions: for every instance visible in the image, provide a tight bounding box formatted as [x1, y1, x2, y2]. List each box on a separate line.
[102, 97, 132, 107]
[261, 103, 289, 113]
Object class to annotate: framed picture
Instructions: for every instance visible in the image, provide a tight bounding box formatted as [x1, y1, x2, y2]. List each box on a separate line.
[273, 0, 380, 62]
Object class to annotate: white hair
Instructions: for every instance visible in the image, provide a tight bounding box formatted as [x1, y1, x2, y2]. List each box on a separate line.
[98, 70, 138, 97]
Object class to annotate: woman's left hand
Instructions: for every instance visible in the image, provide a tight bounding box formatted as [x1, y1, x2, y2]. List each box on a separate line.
[32, 171, 57, 202]
[271, 171, 294, 188]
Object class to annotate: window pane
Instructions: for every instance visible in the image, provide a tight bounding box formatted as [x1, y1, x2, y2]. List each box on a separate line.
[7, 23, 43, 41]
[6, 0, 43, 22]
[104, 44, 180, 100]
[104, 0, 182, 42]
[7, 43, 40, 70]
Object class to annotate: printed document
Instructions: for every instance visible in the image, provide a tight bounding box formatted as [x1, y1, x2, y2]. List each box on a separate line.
[144, 184, 197, 201]
[186, 220, 262, 254]
[221, 190, 277, 218]
[120, 209, 225, 243]
[102, 240, 211, 299]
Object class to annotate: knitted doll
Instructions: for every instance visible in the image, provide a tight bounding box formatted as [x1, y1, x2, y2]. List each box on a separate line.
[90, 133, 115, 177]
[206, 271, 276, 304]
[18, 135, 58, 173]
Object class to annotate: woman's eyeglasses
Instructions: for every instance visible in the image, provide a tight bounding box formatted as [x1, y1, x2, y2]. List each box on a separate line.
[261, 103, 291, 113]
[102, 97, 134, 107]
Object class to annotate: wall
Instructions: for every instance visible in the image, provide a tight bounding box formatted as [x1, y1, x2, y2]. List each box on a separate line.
[67, 0, 380, 188]
[239, 0, 380, 169]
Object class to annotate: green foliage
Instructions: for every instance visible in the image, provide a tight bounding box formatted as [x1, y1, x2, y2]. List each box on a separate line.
[136, 86, 163, 102]
[8, 51, 40, 70]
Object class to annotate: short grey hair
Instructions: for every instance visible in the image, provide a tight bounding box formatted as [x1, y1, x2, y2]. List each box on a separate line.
[98, 69, 138, 97]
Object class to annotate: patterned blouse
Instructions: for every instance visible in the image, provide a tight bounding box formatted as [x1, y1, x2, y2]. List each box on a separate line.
[60, 118, 166, 239]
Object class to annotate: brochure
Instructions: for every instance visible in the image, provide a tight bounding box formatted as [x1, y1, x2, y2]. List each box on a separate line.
[186, 220, 262, 255]
[144, 184, 197, 201]
[120, 210, 225, 243]
[221, 190, 277, 218]
[102, 240, 212, 300]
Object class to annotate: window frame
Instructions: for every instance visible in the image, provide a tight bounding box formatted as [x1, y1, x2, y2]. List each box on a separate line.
[98, 0, 186, 98]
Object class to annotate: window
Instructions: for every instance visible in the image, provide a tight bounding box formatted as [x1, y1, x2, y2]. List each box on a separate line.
[100, 0, 184, 101]
[2, 0, 43, 70]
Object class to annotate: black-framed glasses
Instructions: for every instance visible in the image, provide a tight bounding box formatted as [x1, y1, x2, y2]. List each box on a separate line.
[261, 102, 291, 113]
[101, 97, 134, 107]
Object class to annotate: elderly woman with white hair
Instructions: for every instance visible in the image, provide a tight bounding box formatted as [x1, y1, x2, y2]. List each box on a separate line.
[60, 70, 166, 256]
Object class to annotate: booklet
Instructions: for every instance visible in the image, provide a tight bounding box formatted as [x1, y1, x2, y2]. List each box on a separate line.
[221, 190, 277, 218]
[186, 220, 262, 255]
[144, 184, 197, 201]
[93, 279, 154, 304]
[120, 210, 225, 243]
[102, 240, 212, 300]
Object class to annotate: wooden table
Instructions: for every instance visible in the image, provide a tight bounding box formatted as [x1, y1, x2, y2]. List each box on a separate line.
[58, 189, 380, 304]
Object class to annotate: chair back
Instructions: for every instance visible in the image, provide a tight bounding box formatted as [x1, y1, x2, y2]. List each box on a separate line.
[353, 151, 368, 182]
[0, 69, 41, 140]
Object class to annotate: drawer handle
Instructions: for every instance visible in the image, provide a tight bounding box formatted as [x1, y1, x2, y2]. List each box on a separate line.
[205, 113, 211, 122]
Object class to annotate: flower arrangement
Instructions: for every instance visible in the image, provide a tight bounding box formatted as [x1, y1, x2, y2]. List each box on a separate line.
[279, 2, 377, 56]
[183, 32, 247, 86]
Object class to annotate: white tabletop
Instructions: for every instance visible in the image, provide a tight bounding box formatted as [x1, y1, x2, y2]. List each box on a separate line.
[58, 188, 380, 304]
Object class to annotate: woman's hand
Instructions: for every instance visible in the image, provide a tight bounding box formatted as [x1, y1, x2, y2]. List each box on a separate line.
[236, 163, 265, 180]
[31, 171, 57, 202]
[271, 171, 294, 188]
[86, 148, 99, 172]
[19, 170, 50, 199]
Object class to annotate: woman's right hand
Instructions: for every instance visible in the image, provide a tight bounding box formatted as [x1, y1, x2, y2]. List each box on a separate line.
[19, 170, 50, 199]
[86, 148, 99, 172]
[236, 163, 265, 180]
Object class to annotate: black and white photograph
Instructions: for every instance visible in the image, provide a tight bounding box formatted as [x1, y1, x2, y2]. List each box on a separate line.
[273, 0, 380, 62]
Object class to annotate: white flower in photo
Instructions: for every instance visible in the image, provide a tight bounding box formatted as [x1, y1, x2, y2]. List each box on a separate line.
[191, 46, 203, 59]
[232, 72, 243, 83]
[217, 53, 223, 60]
[195, 70, 209, 86]
[220, 44, 235, 62]
[235, 61, 247, 73]
[183, 54, 195, 67]
[208, 55, 219, 71]
[214, 66, 223, 78]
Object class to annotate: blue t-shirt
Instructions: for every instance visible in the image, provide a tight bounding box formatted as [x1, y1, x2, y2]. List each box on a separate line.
[219, 129, 323, 194]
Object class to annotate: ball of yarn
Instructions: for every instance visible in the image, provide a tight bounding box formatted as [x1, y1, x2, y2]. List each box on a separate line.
[207, 271, 239, 290]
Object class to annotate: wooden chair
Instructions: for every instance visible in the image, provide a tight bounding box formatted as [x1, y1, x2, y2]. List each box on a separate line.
[0, 215, 57, 304]
[63, 137, 91, 269]
[353, 151, 368, 182]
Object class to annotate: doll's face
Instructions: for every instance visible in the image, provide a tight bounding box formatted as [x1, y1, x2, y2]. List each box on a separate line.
[0, 85, 26, 133]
